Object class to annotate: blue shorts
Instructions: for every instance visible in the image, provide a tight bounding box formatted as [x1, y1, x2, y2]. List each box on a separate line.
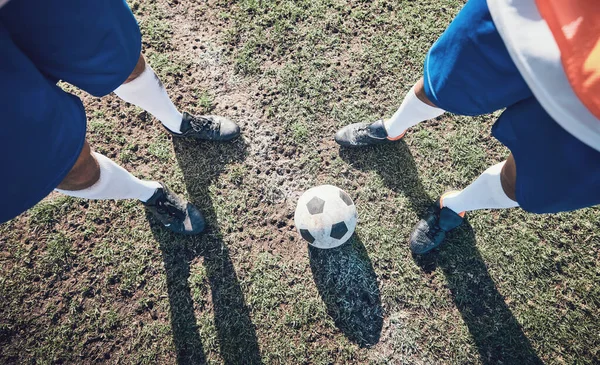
[0, 0, 141, 223]
[423, 0, 600, 214]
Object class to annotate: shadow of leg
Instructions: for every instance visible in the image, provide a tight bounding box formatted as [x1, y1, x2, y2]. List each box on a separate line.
[174, 138, 262, 365]
[339, 141, 434, 216]
[155, 232, 208, 365]
[416, 222, 543, 364]
[196, 232, 263, 365]
[309, 235, 383, 347]
[339, 142, 541, 362]
[148, 137, 262, 364]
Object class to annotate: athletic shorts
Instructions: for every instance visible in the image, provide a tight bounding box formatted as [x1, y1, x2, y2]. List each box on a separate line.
[423, 0, 600, 214]
[0, 0, 141, 223]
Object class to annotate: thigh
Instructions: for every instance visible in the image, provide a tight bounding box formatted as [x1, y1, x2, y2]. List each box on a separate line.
[0, 0, 141, 97]
[492, 97, 600, 214]
[0, 23, 87, 223]
[423, 0, 533, 116]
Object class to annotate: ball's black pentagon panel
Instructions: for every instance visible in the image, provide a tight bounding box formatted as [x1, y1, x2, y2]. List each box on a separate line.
[330, 221, 348, 239]
[306, 196, 325, 215]
[299, 229, 316, 243]
[339, 190, 354, 206]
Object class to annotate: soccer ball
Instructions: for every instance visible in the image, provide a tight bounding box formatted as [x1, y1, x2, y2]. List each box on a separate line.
[294, 185, 358, 249]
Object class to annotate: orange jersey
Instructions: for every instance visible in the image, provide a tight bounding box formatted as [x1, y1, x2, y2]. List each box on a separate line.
[536, 0, 600, 119]
[488, 0, 600, 152]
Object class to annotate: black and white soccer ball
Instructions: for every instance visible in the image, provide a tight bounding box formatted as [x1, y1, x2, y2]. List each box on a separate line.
[294, 185, 358, 249]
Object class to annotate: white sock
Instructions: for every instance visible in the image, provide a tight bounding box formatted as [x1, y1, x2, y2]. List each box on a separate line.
[384, 85, 445, 138]
[114, 64, 183, 133]
[442, 161, 520, 213]
[56, 152, 161, 202]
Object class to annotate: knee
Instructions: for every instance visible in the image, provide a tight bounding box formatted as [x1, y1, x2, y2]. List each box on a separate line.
[414, 77, 438, 108]
[500, 155, 518, 201]
[123, 54, 146, 84]
[58, 141, 100, 191]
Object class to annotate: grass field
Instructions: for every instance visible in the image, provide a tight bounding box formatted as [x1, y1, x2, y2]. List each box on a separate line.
[1, 0, 599, 364]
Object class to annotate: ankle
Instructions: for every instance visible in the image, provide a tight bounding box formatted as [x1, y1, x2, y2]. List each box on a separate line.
[384, 122, 406, 140]
[440, 190, 466, 217]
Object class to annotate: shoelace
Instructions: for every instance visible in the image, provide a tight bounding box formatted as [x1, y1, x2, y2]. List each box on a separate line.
[356, 125, 370, 135]
[425, 215, 444, 240]
[350, 125, 373, 143]
[189, 116, 219, 134]
[426, 225, 443, 240]
[155, 197, 186, 220]
[355, 123, 386, 140]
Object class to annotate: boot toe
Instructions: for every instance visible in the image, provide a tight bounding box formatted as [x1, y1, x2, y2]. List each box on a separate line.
[409, 219, 436, 254]
[181, 203, 206, 235]
[214, 116, 240, 140]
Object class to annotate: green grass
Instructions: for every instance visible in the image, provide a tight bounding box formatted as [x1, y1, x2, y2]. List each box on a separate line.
[148, 52, 189, 79]
[1, 0, 599, 364]
[290, 122, 309, 143]
[148, 135, 174, 162]
[43, 233, 74, 274]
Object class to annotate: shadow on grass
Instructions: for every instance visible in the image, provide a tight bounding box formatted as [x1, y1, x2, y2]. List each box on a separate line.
[339, 141, 542, 364]
[308, 234, 383, 347]
[414, 224, 543, 364]
[340, 141, 434, 216]
[147, 137, 262, 365]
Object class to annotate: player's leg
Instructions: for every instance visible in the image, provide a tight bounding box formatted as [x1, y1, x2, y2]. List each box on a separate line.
[384, 77, 446, 138]
[410, 96, 600, 254]
[0, 0, 239, 142]
[409, 157, 519, 254]
[0, 3, 204, 233]
[55, 140, 205, 234]
[335, 0, 532, 147]
[441, 156, 519, 214]
[114, 54, 240, 141]
[56, 140, 160, 201]
[335, 78, 445, 147]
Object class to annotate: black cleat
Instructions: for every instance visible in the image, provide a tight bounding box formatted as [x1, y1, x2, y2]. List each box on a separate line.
[168, 112, 240, 141]
[143, 184, 205, 235]
[335, 119, 405, 147]
[409, 193, 465, 254]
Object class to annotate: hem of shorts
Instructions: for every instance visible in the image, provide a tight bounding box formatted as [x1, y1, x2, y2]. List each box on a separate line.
[88, 40, 142, 97]
[492, 110, 598, 215]
[491, 127, 542, 214]
[423, 50, 492, 117]
[10, 105, 88, 223]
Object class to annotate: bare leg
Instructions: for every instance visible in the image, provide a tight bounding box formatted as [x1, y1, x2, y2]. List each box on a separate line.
[123, 54, 146, 84]
[500, 154, 518, 201]
[57, 140, 100, 190]
[56, 140, 160, 201]
[414, 77, 438, 107]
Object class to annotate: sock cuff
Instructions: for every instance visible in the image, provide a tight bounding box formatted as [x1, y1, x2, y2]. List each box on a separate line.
[56, 152, 161, 201]
[55, 152, 111, 197]
[113, 64, 158, 94]
[407, 85, 445, 116]
[485, 161, 518, 206]
[486, 160, 506, 175]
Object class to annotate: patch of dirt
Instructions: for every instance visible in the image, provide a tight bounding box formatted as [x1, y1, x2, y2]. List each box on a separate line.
[157, 1, 315, 258]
